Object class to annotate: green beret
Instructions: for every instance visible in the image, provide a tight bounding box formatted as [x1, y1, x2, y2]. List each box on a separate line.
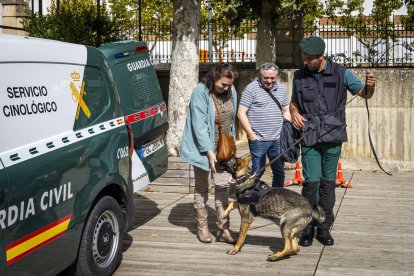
[300, 36, 326, 55]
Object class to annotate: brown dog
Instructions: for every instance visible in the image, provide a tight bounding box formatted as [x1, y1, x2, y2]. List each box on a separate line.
[222, 155, 325, 261]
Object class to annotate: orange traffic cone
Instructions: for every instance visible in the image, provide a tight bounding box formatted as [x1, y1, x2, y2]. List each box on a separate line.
[284, 162, 304, 187]
[335, 162, 352, 188]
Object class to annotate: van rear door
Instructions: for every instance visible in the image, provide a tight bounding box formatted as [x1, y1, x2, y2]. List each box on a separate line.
[99, 41, 168, 191]
[0, 38, 92, 273]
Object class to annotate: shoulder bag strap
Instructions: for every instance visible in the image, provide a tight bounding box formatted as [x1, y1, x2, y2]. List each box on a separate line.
[211, 94, 223, 133]
[265, 89, 283, 112]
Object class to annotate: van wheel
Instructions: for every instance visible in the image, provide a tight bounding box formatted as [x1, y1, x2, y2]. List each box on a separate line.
[76, 196, 124, 275]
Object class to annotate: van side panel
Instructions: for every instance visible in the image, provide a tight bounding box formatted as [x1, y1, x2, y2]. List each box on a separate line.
[3, 124, 128, 275]
[0, 39, 132, 275]
[0, 57, 88, 273]
[81, 47, 135, 228]
[0, 62, 85, 156]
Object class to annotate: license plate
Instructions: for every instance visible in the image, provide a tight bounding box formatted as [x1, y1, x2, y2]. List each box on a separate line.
[140, 136, 164, 158]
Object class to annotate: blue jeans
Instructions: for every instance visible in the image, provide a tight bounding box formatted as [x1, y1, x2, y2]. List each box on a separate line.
[248, 138, 285, 187]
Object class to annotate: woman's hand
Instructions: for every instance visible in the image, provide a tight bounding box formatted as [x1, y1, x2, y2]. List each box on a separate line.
[207, 150, 217, 173]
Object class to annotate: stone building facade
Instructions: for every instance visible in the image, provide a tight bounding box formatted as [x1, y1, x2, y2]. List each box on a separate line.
[1, 0, 28, 36]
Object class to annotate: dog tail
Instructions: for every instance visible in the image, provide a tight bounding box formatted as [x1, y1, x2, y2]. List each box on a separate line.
[312, 205, 326, 224]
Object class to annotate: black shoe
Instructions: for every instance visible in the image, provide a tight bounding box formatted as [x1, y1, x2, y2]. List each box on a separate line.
[299, 226, 314, 247]
[316, 228, 334, 246]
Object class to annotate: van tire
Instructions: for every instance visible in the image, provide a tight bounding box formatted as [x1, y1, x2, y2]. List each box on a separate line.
[76, 196, 124, 276]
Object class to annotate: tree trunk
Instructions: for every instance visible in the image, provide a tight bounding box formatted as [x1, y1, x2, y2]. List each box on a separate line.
[166, 0, 200, 156]
[255, 0, 277, 68]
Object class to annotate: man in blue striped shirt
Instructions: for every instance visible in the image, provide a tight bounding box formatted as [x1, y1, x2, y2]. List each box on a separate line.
[238, 62, 291, 187]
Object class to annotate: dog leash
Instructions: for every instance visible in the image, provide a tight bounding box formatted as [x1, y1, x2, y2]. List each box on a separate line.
[254, 77, 391, 178]
[251, 130, 310, 179]
[363, 76, 392, 176]
[253, 95, 357, 178]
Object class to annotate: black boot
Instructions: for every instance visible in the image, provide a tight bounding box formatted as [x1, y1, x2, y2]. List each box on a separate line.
[318, 178, 336, 228]
[299, 224, 315, 247]
[299, 181, 319, 247]
[316, 228, 334, 246]
[316, 178, 336, 246]
[301, 181, 319, 209]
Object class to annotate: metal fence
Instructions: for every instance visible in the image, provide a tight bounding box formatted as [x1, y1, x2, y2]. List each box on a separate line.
[121, 20, 258, 64]
[128, 16, 414, 68]
[5, 14, 414, 67]
[307, 16, 414, 67]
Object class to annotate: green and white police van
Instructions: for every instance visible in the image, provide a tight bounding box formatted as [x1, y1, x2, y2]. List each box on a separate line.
[0, 35, 168, 275]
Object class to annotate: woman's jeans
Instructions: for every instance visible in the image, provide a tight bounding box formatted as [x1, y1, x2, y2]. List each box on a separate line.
[248, 138, 285, 187]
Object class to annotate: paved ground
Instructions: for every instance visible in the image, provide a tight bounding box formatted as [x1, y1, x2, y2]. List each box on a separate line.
[114, 167, 414, 275]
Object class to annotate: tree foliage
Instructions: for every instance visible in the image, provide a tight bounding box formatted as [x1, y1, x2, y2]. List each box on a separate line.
[199, 0, 255, 51]
[222, 0, 324, 29]
[108, 0, 173, 40]
[403, 0, 414, 25]
[215, 0, 325, 65]
[324, 0, 412, 66]
[22, 0, 118, 47]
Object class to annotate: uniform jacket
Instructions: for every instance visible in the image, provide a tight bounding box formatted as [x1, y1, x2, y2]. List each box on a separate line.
[293, 59, 348, 143]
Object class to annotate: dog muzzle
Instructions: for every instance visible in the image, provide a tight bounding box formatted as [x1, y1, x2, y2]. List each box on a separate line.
[217, 157, 237, 174]
[236, 171, 255, 184]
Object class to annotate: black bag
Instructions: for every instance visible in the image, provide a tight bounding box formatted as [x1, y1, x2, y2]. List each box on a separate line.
[265, 90, 300, 163]
[302, 116, 320, 147]
[280, 119, 300, 163]
[319, 115, 346, 143]
[301, 115, 346, 146]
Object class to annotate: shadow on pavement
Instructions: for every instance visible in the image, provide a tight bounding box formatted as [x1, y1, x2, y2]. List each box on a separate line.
[167, 202, 217, 238]
[167, 201, 284, 252]
[123, 193, 161, 252]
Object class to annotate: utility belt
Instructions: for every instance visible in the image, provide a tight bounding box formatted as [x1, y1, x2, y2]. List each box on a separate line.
[301, 114, 347, 147]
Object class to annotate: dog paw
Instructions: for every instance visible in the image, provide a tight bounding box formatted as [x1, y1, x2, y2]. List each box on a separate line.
[266, 254, 291, 262]
[227, 248, 240, 255]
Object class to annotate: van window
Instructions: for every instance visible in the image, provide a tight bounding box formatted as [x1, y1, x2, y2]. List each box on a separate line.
[117, 63, 164, 110]
[129, 67, 164, 107]
[73, 66, 112, 130]
[131, 72, 152, 104]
